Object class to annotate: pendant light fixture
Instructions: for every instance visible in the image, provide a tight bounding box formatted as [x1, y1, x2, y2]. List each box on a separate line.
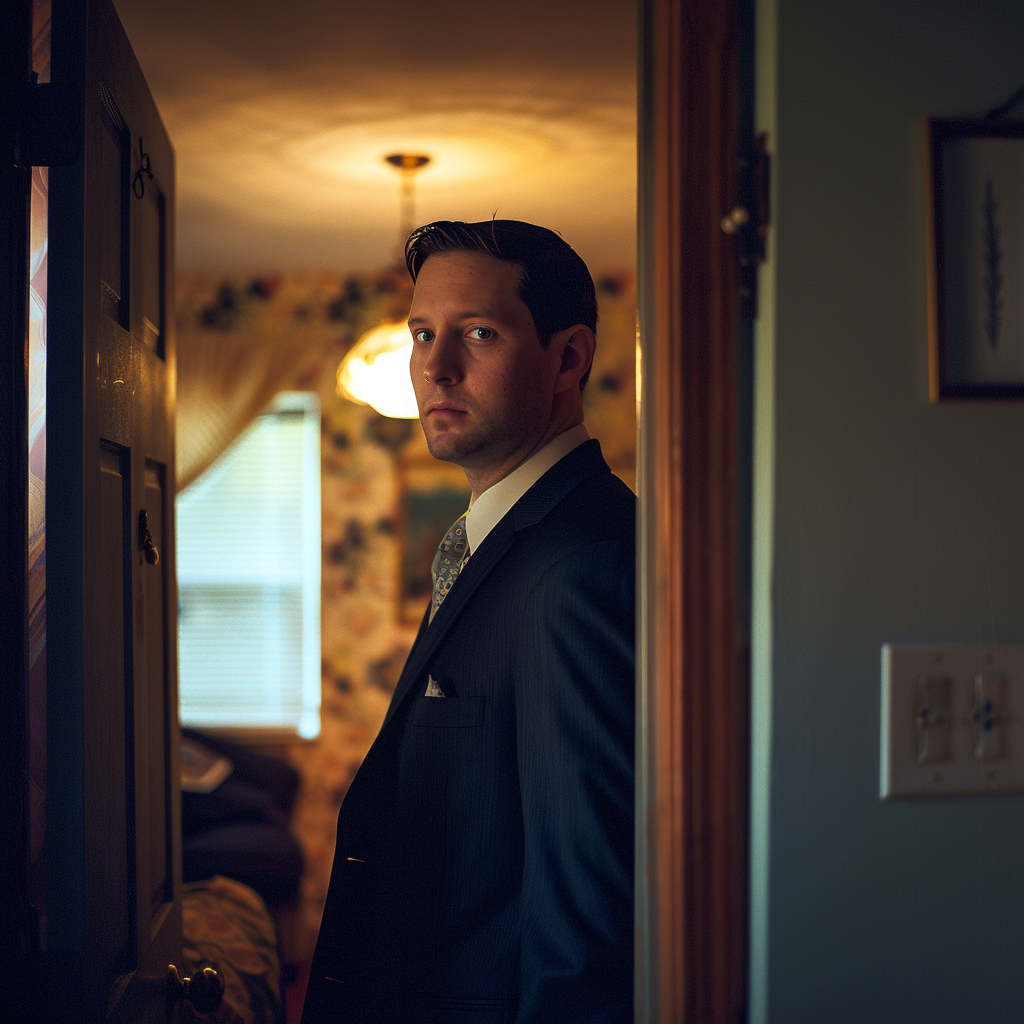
[336, 153, 431, 419]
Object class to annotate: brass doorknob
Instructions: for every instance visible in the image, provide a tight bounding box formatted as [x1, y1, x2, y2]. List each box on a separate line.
[166, 964, 224, 1014]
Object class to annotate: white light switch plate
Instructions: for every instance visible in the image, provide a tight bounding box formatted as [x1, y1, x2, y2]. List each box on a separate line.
[881, 643, 1024, 798]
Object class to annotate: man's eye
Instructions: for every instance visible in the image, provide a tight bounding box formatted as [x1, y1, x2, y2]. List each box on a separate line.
[468, 327, 495, 341]
[412, 329, 433, 343]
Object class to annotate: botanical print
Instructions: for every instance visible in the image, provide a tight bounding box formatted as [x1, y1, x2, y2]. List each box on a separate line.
[940, 135, 1024, 386]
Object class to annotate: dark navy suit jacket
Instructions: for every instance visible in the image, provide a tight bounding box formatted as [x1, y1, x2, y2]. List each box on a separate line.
[302, 440, 635, 1023]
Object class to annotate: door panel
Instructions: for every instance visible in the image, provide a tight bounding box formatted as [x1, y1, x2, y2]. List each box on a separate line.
[96, 88, 128, 329]
[134, 180, 165, 355]
[140, 461, 173, 924]
[47, 0, 180, 1018]
[94, 442, 133, 981]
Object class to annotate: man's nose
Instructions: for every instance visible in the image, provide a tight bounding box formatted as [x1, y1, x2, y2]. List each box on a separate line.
[421, 330, 463, 386]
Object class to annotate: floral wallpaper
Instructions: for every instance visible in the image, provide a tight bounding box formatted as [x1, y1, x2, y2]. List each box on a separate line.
[176, 266, 637, 959]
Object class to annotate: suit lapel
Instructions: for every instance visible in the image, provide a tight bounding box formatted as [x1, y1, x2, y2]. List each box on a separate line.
[380, 439, 610, 729]
[383, 515, 515, 726]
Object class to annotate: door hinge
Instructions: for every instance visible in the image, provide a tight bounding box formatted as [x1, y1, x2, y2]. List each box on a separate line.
[14, 74, 81, 168]
[722, 131, 770, 317]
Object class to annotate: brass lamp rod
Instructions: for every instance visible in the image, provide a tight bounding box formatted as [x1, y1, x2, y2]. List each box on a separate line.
[385, 153, 432, 246]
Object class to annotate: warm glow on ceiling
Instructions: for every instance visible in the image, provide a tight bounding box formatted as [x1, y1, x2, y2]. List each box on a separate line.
[161, 95, 636, 269]
[174, 102, 634, 219]
[112, 0, 638, 271]
[296, 112, 562, 186]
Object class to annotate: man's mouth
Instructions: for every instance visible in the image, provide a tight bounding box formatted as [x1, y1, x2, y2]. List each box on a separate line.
[423, 402, 467, 416]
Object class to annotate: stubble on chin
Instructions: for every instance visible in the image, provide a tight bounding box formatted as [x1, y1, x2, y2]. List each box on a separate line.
[421, 420, 473, 467]
[421, 413, 505, 471]
[423, 433, 460, 465]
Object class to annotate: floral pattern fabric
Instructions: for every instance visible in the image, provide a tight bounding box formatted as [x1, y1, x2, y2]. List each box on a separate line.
[181, 875, 281, 1024]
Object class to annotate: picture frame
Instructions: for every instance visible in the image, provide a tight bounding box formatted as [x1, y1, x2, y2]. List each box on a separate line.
[926, 117, 1024, 400]
[397, 458, 472, 624]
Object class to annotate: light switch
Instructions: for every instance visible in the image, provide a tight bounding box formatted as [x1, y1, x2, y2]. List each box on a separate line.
[881, 644, 1024, 797]
[972, 672, 1007, 761]
[916, 675, 952, 762]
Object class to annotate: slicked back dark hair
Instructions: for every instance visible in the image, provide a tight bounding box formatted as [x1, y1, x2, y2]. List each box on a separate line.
[405, 219, 597, 387]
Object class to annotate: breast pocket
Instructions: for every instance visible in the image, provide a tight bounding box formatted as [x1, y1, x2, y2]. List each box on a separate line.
[412, 695, 486, 728]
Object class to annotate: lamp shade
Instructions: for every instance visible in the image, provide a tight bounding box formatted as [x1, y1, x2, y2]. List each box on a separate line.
[336, 320, 419, 419]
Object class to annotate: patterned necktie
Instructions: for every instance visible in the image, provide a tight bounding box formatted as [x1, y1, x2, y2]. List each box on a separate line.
[430, 512, 469, 622]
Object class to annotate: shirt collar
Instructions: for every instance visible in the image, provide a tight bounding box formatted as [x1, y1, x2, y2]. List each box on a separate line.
[464, 424, 590, 555]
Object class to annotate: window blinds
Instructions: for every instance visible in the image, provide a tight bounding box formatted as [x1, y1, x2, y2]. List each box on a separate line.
[176, 392, 321, 740]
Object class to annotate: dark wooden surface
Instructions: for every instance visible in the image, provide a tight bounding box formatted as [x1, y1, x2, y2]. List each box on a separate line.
[47, 0, 180, 1017]
[638, 0, 747, 1019]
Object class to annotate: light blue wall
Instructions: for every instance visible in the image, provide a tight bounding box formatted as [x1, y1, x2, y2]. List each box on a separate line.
[750, 1, 1024, 1021]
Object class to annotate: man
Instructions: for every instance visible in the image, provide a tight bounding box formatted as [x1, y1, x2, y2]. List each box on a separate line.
[303, 220, 635, 1023]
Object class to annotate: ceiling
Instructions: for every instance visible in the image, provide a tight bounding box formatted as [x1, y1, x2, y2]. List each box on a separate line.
[112, 0, 638, 273]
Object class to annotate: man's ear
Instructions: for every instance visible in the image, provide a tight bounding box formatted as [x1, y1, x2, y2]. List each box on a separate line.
[553, 325, 596, 394]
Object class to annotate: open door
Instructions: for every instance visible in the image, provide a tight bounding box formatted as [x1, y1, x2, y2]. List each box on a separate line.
[45, 0, 185, 1018]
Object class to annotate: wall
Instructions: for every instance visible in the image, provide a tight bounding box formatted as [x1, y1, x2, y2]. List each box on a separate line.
[751, 1, 1024, 1021]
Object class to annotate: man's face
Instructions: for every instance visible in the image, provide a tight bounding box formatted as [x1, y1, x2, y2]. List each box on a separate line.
[408, 251, 562, 485]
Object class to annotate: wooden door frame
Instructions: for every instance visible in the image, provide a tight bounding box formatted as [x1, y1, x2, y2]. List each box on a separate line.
[636, 0, 747, 1020]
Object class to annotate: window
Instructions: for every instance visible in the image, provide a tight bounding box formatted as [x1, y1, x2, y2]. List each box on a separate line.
[176, 392, 321, 741]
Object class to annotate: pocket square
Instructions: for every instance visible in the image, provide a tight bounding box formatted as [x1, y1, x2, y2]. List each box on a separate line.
[424, 674, 446, 697]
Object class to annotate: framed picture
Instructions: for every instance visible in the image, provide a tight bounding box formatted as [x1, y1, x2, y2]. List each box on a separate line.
[398, 458, 472, 624]
[926, 118, 1024, 400]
